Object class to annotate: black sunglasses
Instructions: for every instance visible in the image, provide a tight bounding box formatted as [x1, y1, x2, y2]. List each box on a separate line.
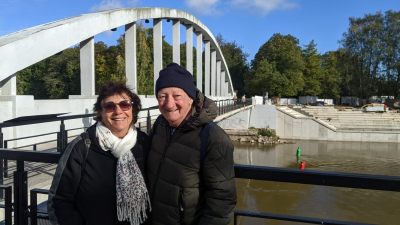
[102, 100, 133, 113]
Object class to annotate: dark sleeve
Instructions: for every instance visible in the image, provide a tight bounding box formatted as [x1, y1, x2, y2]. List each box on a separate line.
[199, 126, 237, 225]
[48, 138, 85, 225]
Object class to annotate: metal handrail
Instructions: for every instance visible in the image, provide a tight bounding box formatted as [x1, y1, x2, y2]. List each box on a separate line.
[30, 188, 50, 225]
[234, 164, 400, 192]
[233, 164, 400, 225]
[0, 185, 12, 225]
[234, 210, 373, 225]
[0, 149, 398, 225]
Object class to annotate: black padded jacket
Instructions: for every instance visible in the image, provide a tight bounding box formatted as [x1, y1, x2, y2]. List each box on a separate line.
[147, 92, 236, 225]
[48, 124, 150, 225]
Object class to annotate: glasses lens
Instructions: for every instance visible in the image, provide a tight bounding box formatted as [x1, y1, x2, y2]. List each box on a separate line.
[103, 102, 116, 112]
[119, 100, 132, 111]
[102, 100, 132, 112]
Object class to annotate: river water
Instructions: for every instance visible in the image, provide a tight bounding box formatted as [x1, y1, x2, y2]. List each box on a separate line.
[234, 140, 400, 225]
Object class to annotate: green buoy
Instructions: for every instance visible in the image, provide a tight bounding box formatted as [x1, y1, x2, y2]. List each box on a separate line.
[296, 146, 301, 157]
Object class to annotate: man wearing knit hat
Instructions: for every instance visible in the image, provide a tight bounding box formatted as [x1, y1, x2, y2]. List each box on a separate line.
[147, 63, 236, 225]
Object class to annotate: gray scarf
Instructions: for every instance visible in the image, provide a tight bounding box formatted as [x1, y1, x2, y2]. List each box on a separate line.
[96, 122, 151, 225]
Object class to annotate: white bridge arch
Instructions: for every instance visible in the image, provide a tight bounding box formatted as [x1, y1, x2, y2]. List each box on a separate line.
[0, 7, 234, 97]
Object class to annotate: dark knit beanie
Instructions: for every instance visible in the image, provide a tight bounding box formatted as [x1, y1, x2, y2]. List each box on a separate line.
[155, 63, 197, 99]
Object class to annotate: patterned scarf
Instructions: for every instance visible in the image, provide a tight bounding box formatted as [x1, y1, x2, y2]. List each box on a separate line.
[96, 122, 151, 225]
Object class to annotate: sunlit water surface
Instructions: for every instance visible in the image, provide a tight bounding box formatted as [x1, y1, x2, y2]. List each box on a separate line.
[234, 140, 400, 225]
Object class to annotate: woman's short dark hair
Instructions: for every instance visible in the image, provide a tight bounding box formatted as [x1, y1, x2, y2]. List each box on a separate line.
[93, 82, 142, 124]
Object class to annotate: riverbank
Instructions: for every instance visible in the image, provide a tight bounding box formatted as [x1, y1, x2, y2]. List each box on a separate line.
[224, 128, 289, 144]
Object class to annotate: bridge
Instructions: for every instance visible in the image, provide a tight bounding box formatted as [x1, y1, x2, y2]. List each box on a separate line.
[0, 7, 237, 145]
[0, 7, 399, 225]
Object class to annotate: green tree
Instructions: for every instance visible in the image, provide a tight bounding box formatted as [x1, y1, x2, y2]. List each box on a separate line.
[301, 40, 322, 96]
[216, 34, 249, 96]
[17, 59, 48, 98]
[246, 60, 287, 96]
[250, 33, 304, 97]
[382, 10, 400, 97]
[136, 25, 153, 95]
[95, 41, 111, 91]
[342, 13, 385, 98]
[44, 47, 80, 98]
[320, 51, 341, 99]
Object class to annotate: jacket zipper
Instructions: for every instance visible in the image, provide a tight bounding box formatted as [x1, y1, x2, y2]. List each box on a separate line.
[151, 125, 172, 201]
[179, 187, 184, 223]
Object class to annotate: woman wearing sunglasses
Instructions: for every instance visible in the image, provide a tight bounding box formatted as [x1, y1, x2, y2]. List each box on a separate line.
[48, 82, 150, 225]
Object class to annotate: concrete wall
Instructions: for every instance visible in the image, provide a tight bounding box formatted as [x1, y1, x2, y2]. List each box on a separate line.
[218, 105, 400, 143]
[218, 105, 276, 129]
[249, 105, 276, 129]
[275, 107, 400, 143]
[217, 108, 251, 129]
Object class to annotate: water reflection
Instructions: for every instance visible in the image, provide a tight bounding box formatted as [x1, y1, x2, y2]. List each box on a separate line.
[234, 140, 400, 225]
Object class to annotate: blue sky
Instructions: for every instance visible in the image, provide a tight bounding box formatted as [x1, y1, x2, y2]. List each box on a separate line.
[1, 0, 399, 61]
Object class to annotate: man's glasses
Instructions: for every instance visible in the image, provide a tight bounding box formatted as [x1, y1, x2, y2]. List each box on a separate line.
[102, 100, 133, 113]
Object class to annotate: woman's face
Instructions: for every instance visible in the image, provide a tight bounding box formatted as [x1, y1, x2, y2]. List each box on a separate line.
[101, 93, 133, 138]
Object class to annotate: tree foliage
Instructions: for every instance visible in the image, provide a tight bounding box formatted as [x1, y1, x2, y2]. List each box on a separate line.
[17, 48, 80, 98]
[248, 33, 304, 97]
[216, 34, 249, 96]
[301, 40, 322, 96]
[320, 51, 341, 99]
[341, 10, 400, 98]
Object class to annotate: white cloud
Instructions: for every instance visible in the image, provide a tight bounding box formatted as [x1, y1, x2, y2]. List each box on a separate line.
[185, 0, 221, 15]
[91, 0, 139, 12]
[231, 0, 297, 15]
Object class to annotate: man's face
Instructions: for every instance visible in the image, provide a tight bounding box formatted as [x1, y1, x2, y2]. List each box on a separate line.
[157, 87, 194, 127]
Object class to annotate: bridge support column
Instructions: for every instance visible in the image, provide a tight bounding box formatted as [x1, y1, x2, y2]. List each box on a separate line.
[216, 60, 221, 96]
[221, 71, 226, 96]
[0, 74, 16, 96]
[125, 22, 137, 93]
[186, 25, 193, 74]
[196, 32, 203, 92]
[153, 19, 163, 87]
[211, 50, 217, 96]
[204, 41, 211, 96]
[80, 37, 95, 96]
[172, 20, 180, 64]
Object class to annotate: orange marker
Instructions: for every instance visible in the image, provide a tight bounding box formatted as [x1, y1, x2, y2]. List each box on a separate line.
[299, 161, 306, 170]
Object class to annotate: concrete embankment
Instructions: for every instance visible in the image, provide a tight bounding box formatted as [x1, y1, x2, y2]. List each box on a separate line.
[217, 104, 400, 143]
[224, 129, 288, 144]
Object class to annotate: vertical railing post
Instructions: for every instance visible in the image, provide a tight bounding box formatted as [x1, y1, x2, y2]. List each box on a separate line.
[3, 141, 8, 178]
[0, 128, 3, 191]
[57, 132, 61, 152]
[0, 159, 3, 199]
[30, 190, 38, 225]
[217, 101, 221, 116]
[146, 110, 151, 134]
[59, 120, 67, 153]
[223, 100, 226, 114]
[14, 160, 28, 225]
[234, 212, 238, 225]
[4, 185, 12, 225]
[0, 127, 3, 149]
